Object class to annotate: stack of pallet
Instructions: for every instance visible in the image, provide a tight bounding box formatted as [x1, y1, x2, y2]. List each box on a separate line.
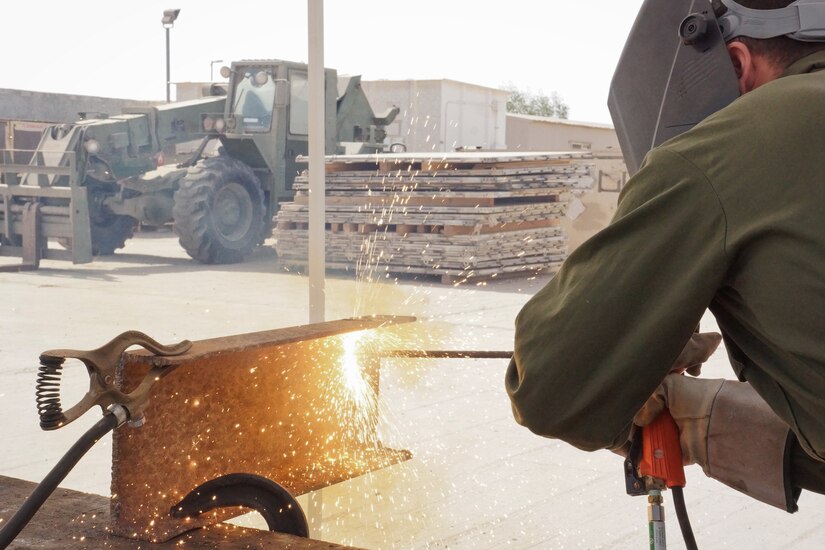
[273, 152, 593, 283]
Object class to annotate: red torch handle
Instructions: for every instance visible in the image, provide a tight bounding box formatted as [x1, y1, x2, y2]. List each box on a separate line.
[638, 409, 686, 489]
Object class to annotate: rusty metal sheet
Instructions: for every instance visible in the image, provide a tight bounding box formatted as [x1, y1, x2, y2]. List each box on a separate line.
[111, 316, 414, 542]
[0, 475, 364, 549]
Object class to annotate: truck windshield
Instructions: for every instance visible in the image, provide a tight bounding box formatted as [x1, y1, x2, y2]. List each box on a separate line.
[231, 69, 276, 133]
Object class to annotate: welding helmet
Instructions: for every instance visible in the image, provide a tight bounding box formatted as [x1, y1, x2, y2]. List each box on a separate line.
[609, 0, 825, 174]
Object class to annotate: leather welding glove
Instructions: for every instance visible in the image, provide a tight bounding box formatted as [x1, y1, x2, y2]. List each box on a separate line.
[610, 332, 722, 460]
[634, 374, 797, 512]
[671, 331, 722, 376]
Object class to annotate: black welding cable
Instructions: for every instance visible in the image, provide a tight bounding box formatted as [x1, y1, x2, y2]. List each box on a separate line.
[0, 410, 123, 549]
[671, 486, 699, 550]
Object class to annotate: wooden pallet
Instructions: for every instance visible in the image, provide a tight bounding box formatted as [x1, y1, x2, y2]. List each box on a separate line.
[276, 228, 567, 270]
[279, 259, 563, 285]
[301, 150, 593, 174]
[275, 152, 593, 283]
[276, 204, 566, 231]
[295, 190, 569, 208]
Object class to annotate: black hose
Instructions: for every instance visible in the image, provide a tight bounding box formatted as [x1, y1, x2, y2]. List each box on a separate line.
[0, 411, 121, 549]
[170, 473, 309, 537]
[671, 486, 699, 550]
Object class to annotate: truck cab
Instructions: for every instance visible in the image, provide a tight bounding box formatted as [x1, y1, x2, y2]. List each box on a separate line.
[201, 60, 340, 220]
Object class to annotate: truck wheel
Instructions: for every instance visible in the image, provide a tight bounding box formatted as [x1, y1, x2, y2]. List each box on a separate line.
[89, 214, 136, 255]
[58, 182, 136, 255]
[173, 156, 266, 264]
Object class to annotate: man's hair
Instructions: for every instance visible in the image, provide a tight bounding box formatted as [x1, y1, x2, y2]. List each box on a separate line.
[731, 0, 825, 67]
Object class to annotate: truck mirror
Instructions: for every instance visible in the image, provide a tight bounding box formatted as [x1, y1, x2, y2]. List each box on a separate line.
[219, 66, 232, 79]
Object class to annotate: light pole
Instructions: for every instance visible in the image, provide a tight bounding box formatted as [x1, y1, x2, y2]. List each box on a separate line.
[308, 0, 325, 324]
[210, 59, 224, 81]
[161, 9, 180, 103]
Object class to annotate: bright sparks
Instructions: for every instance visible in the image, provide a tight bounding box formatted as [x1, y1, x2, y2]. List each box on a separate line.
[341, 331, 370, 409]
[334, 330, 380, 447]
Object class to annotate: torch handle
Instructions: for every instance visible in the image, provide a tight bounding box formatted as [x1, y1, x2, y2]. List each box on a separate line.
[639, 409, 685, 489]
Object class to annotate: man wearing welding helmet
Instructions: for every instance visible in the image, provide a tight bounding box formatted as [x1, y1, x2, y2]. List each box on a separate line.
[507, 0, 825, 512]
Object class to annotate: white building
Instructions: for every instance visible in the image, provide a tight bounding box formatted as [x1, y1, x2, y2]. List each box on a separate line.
[361, 79, 508, 153]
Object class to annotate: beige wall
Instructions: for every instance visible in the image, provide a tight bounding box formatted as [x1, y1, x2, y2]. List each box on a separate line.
[175, 82, 228, 102]
[506, 114, 621, 152]
[0, 88, 157, 125]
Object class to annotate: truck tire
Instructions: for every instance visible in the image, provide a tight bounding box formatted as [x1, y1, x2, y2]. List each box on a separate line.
[173, 156, 266, 264]
[89, 214, 136, 255]
[58, 181, 136, 255]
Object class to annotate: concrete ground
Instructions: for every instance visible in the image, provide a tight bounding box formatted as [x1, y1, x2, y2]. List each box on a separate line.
[1, 231, 823, 549]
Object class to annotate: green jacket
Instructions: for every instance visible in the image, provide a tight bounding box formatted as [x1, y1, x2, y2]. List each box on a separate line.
[506, 51, 825, 462]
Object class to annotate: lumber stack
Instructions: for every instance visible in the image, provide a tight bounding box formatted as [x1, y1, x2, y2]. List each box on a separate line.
[273, 151, 593, 283]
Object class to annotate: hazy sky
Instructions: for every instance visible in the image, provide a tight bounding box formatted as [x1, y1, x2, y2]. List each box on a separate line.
[4, 1, 646, 124]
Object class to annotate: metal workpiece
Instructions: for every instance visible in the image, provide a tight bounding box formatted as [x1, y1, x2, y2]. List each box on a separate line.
[110, 316, 416, 542]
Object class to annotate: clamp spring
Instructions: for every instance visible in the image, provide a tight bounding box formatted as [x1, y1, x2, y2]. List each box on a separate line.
[34, 331, 192, 431]
[36, 356, 67, 430]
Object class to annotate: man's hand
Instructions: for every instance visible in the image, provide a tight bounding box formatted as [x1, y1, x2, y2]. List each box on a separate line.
[636, 331, 722, 431]
[633, 374, 724, 465]
[610, 332, 723, 459]
[671, 331, 722, 376]
[632, 374, 795, 510]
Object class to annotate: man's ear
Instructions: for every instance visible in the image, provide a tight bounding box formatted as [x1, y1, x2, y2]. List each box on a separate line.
[727, 41, 755, 95]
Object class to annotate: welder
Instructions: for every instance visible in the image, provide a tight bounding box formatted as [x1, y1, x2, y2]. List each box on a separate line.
[506, 0, 825, 512]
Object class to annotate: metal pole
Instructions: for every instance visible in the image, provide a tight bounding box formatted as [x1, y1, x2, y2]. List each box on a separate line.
[307, 1, 326, 527]
[307, 0, 325, 324]
[165, 27, 171, 103]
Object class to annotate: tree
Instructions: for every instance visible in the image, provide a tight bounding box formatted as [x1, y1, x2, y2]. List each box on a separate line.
[502, 83, 569, 119]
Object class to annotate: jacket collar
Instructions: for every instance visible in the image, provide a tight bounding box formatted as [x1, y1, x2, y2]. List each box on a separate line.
[782, 50, 825, 77]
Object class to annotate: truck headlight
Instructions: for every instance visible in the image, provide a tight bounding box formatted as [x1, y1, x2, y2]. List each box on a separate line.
[84, 138, 101, 155]
[202, 116, 215, 132]
[214, 118, 226, 132]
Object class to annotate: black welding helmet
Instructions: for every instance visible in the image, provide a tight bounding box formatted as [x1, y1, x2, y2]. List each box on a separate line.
[609, 0, 825, 174]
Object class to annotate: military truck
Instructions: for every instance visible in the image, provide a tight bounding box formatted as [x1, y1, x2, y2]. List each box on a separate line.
[0, 59, 398, 266]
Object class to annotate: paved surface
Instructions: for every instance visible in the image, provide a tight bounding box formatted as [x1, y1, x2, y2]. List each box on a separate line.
[1, 231, 823, 549]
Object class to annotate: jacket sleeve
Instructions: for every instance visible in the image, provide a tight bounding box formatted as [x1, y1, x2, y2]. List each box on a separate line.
[505, 148, 730, 451]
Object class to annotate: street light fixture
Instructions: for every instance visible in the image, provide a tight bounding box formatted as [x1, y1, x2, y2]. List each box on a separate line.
[210, 59, 224, 81]
[162, 9, 181, 103]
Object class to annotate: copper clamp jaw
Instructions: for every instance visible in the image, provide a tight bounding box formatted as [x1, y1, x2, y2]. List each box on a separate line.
[36, 330, 192, 430]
